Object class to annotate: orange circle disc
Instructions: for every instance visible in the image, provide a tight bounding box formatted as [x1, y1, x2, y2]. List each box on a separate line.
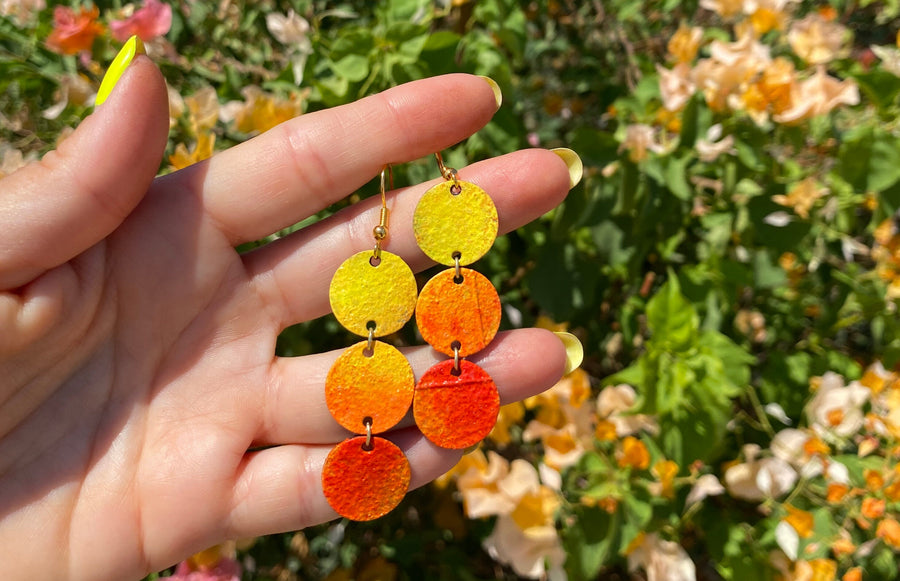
[322, 436, 411, 521]
[325, 340, 414, 433]
[413, 360, 500, 449]
[415, 268, 501, 357]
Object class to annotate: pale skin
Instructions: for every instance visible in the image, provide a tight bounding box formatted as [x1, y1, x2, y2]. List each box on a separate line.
[0, 59, 571, 580]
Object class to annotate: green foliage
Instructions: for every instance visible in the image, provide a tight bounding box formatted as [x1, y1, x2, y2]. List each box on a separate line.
[607, 273, 753, 464]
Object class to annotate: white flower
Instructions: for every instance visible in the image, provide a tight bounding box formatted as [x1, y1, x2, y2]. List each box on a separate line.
[695, 124, 736, 162]
[685, 474, 726, 508]
[266, 9, 310, 46]
[804, 372, 869, 438]
[872, 45, 900, 77]
[725, 455, 797, 501]
[658, 63, 696, 111]
[627, 533, 696, 581]
[483, 515, 567, 580]
[775, 521, 799, 561]
[596, 384, 658, 436]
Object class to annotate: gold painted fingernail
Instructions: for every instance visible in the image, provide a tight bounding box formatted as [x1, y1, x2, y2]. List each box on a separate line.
[478, 76, 503, 110]
[554, 332, 583, 376]
[96, 35, 145, 107]
[551, 148, 584, 190]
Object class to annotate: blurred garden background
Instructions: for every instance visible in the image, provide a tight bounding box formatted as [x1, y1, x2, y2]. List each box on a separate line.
[4, 0, 900, 579]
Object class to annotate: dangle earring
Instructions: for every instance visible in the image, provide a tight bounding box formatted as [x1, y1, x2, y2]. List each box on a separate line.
[412, 153, 502, 449]
[321, 165, 417, 521]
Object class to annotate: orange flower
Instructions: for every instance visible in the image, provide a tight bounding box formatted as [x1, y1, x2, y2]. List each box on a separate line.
[46, 5, 105, 55]
[595, 419, 617, 442]
[652, 460, 679, 499]
[668, 24, 703, 63]
[803, 436, 830, 457]
[885, 479, 900, 501]
[826, 483, 849, 503]
[784, 505, 815, 538]
[865, 469, 885, 491]
[876, 518, 900, 549]
[842, 567, 862, 581]
[862, 497, 886, 519]
[617, 436, 650, 470]
[598, 496, 618, 513]
[808, 559, 837, 581]
[830, 537, 855, 558]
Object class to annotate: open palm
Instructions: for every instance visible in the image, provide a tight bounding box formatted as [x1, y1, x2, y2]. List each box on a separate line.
[0, 59, 571, 580]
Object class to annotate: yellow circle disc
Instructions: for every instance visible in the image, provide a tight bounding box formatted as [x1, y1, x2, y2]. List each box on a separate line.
[413, 180, 498, 266]
[329, 251, 417, 337]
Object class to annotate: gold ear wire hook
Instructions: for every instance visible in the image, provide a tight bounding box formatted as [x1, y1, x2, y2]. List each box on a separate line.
[434, 152, 459, 185]
[373, 165, 393, 260]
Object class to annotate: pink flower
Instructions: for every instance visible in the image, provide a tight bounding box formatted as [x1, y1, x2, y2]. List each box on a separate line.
[168, 557, 241, 581]
[109, 0, 172, 42]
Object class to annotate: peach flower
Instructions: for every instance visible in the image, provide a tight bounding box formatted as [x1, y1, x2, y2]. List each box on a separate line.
[110, 0, 172, 42]
[46, 5, 105, 55]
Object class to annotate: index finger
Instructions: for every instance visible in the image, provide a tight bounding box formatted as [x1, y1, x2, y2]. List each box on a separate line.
[162, 74, 501, 245]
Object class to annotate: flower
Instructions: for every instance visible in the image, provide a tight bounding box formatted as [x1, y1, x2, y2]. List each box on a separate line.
[772, 177, 827, 219]
[787, 13, 847, 64]
[872, 45, 900, 77]
[627, 533, 696, 581]
[184, 86, 220, 134]
[699, 0, 744, 19]
[482, 514, 566, 580]
[725, 445, 798, 500]
[169, 133, 216, 170]
[619, 124, 666, 162]
[489, 402, 524, 445]
[0, 0, 45, 26]
[617, 436, 651, 470]
[110, 0, 172, 42]
[220, 86, 305, 135]
[877, 518, 900, 549]
[42, 73, 96, 120]
[650, 460, 679, 498]
[657, 63, 696, 112]
[596, 384, 658, 436]
[668, 24, 703, 63]
[804, 372, 869, 438]
[696, 124, 736, 162]
[685, 474, 726, 507]
[46, 5, 105, 55]
[772, 66, 859, 124]
[266, 9, 310, 46]
[170, 545, 241, 581]
[783, 504, 814, 538]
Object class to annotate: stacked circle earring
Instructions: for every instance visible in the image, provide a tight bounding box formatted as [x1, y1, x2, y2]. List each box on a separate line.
[412, 153, 502, 449]
[321, 166, 417, 521]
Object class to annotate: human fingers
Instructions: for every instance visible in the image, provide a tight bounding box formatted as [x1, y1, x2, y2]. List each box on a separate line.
[244, 148, 573, 330]
[160, 74, 499, 245]
[255, 328, 567, 445]
[0, 53, 169, 290]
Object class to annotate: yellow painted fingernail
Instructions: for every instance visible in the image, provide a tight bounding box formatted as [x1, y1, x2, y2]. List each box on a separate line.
[96, 35, 145, 107]
[478, 76, 503, 110]
[551, 148, 584, 190]
[554, 332, 583, 376]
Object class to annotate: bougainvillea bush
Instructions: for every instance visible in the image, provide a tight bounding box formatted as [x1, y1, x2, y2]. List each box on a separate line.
[4, 0, 900, 579]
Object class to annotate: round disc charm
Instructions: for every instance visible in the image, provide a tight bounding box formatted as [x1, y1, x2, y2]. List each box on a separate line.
[322, 435, 411, 521]
[413, 360, 500, 449]
[329, 251, 417, 337]
[326, 340, 414, 433]
[413, 180, 498, 266]
[416, 268, 501, 357]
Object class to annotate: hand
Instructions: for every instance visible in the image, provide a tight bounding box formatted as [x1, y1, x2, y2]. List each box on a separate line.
[0, 58, 573, 580]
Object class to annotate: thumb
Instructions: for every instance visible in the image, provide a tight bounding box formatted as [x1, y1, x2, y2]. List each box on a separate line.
[0, 38, 169, 290]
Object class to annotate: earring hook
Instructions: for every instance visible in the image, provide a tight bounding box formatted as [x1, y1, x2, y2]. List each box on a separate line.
[434, 152, 459, 185]
[373, 164, 392, 260]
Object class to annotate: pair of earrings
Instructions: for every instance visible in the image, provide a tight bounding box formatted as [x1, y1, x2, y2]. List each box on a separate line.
[321, 154, 502, 521]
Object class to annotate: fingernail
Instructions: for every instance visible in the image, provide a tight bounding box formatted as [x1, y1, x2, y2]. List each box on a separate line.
[551, 148, 584, 190]
[478, 76, 503, 110]
[96, 35, 145, 107]
[554, 332, 583, 376]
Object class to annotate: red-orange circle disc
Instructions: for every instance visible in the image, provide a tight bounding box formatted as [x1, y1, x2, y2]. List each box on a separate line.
[322, 436, 411, 521]
[415, 268, 501, 357]
[413, 359, 500, 449]
[325, 341, 414, 433]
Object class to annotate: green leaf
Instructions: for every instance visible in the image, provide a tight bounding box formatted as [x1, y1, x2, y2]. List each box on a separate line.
[331, 54, 369, 82]
[646, 273, 698, 352]
[665, 155, 693, 201]
[563, 507, 620, 581]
